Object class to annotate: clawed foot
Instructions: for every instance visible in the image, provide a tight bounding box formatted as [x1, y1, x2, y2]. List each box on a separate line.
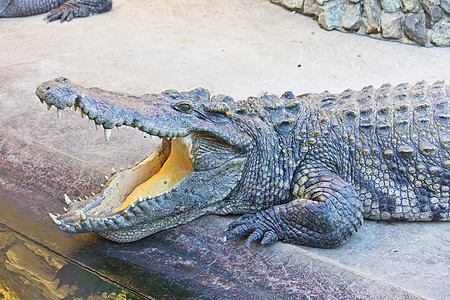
[225, 212, 283, 246]
[46, 2, 82, 22]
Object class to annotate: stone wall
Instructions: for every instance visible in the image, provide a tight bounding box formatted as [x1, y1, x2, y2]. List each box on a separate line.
[271, 0, 450, 46]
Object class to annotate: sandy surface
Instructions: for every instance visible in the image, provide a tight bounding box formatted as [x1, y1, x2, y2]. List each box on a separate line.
[1, 0, 450, 298]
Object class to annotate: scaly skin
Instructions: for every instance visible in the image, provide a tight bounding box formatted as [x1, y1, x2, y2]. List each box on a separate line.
[0, 0, 111, 22]
[35, 77, 449, 248]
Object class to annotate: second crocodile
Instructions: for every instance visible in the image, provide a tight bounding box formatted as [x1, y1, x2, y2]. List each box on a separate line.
[0, 0, 111, 22]
[35, 77, 449, 248]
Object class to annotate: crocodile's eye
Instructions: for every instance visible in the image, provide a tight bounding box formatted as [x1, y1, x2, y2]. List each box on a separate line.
[172, 101, 193, 113]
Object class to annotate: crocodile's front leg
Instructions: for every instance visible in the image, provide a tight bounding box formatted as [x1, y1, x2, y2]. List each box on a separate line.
[226, 172, 364, 248]
[46, 0, 111, 22]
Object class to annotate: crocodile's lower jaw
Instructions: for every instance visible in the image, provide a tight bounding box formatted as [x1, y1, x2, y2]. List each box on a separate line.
[49, 136, 195, 236]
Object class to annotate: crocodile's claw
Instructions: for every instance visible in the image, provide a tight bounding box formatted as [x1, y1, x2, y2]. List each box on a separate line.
[225, 212, 282, 246]
[46, 2, 79, 22]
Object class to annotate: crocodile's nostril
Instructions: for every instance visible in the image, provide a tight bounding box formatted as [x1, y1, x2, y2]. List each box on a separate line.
[45, 86, 50, 91]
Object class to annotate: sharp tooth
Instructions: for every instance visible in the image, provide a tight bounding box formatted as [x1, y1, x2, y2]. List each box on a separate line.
[89, 118, 92, 125]
[105, 175, 109, 181]
[79, 210, 87, 221]
[63, 207, 68, 212]
[47, 104, 52, 110]
[111, 167, 117, 175]
[91, 192, 95, 196]
[64, 194, 72, 205]
[116, 125, 121, 130]
[84, 195, 89, 200]
[78, 197, 83, 201]
[49, 213, 62, 225]
[57, 108, 62, 118]
[80, 110, 85, 118]
[104, 128, 112, 141]
[138, 195, 143, 202]
[100, 183, 104, 187]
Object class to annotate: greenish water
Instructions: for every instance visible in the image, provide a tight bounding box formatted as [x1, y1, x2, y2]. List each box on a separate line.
[0, 225, 145, 300]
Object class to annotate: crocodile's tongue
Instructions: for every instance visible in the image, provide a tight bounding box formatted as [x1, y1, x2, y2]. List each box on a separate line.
[117, 138, 193, 212]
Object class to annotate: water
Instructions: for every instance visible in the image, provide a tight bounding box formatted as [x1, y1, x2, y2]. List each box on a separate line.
[0, 224, 145, 300]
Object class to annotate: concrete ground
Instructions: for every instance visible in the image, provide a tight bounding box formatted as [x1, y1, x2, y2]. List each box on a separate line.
[0, 0, 449, 298]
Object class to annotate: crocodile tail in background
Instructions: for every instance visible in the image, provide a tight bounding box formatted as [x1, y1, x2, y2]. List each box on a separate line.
[0, 0, 65, 17]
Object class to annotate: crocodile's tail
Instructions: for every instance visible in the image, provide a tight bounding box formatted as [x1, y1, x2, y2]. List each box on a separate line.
[0, 0, 65, 17]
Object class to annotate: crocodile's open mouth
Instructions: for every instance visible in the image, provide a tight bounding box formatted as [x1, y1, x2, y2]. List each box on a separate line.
[48, 105, 197, 233]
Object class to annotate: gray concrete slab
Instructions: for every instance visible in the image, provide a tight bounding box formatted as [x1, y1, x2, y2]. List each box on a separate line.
[1, 0, 449, 298]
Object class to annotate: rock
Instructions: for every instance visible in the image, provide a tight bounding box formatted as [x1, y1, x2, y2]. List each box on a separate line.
[431, 19, 450, 45]
[342, 3, 363, 30]
[441, 0, 450, 13]
[318, 0, 346, 30]
[380, 0, 402, 12]
[380, 11, 404, 38]
[270, 0, 304, 10]
[422, 0, 443, 28]
[362, 0, 382, 33]
[404, 13, 429, 45]
[401, 0, 420, 12]
[303, 0, 321, 15]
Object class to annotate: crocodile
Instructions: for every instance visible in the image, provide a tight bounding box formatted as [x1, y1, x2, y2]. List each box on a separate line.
[0, 0, 111, 22]
[35, 77, 449, 248]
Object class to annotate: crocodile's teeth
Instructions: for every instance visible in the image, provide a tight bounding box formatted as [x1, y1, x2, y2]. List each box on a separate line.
[57, 108, 63, 118]
[47, 104, 52, 110]
[78, 197, 83, 202]
[89, 118, 92, 125]
[104, 128, 112, 141]
[64, 194, 72, 205]
[138, 195, 143, 202]
[49, 213, 62, 225]
[111, 167, 117, 175]
[84, 195, 89, 200]
[91, 192, 95, 196]
[63, 207, 68, 212]
[80, 110, 85, 118]
[100, 183, 104, 187]
[105, 175, 109, 181]
[79, 210, 87, 221]
[96, 123, 100, 131]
